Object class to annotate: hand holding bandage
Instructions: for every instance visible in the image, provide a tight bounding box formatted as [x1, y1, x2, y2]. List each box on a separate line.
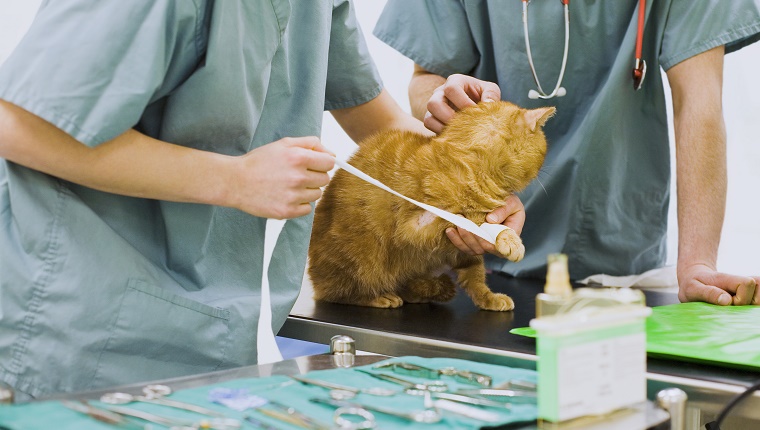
[447, 195, 526, 259]
[232, 137, 334, 219]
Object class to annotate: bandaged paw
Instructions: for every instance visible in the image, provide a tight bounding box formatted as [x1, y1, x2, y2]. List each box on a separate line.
[479, 223, 525, 262]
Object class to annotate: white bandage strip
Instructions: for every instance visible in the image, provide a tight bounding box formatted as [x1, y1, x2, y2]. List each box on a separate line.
[335, 159, 507, 244]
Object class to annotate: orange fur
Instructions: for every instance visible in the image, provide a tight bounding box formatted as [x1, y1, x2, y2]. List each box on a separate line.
[308, 101, 555, 311]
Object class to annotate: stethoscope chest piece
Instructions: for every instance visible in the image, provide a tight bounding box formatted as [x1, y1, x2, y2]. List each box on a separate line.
[632, 0, 648, 90]
[632, 58, 647, 91]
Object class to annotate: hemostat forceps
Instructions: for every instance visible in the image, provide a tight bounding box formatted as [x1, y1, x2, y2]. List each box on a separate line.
[373, 361, 493, 387]
[101, 384, 225, 417]
[356, 369, 448, 393]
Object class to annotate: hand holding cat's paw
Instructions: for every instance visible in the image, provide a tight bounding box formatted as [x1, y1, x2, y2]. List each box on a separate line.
[495, 228, 525, 262]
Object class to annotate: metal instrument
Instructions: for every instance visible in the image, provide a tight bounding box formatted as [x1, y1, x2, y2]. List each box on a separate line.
[456, 388, 538, 403]
[291, 375, 397, 399]
[85, 401, 241, 430]
[256, 400, 331, 430]
[310, 397, 442, 424]
[101, 384, 225, 417]
[356, 369, 449, 393]
[373, 361, 492, 387]
[333, 406, 377, 430]
[61, 401, 146, 430]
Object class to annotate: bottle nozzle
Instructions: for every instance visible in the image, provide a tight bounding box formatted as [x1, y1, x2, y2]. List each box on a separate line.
[544, 253, 572, 296]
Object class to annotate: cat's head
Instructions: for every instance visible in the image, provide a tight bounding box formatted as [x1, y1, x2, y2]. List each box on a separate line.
[436, 101, 555, 192]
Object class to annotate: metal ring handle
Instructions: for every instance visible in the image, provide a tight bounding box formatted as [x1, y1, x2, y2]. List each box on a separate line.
[333, 406, 376, 429]
[422, 381, 448, 392]
[143, 384, 172, 398]
[100, 392, 136, 405]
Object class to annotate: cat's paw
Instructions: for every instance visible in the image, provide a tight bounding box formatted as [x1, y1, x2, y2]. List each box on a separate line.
[495, 228, 525, 262]
[365, 294, 404, 308]
[473, 292, 515, 312]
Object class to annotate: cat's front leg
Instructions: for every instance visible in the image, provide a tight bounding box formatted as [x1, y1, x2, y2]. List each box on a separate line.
[494, 228, 525, 262]
[455, 258, 515, 311]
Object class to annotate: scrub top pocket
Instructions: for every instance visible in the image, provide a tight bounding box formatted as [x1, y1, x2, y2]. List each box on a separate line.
[91, 279, 232, 389]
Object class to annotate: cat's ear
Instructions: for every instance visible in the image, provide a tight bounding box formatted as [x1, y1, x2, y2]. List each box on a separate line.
[523, 106, 556, 132]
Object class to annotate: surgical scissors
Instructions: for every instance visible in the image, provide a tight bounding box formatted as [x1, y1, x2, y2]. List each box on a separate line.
[310, 397, 442, 424]
[256, 400, 332, 430]
[333, 406, 377, 430]
[61, 401, 147, 430]
[456, 388, 538, 404]
[355, 369, 448, 393]
[84, 402, 241, 430]
[407, 390, 513, 409]
[100, 384, 226, 417]
[290, 375, 397, 399]
[373, 361, 493, 387]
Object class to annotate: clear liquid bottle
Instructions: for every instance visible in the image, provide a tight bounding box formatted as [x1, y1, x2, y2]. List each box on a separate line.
[535, 253, 646, 318]
[535, 253, 573, 317]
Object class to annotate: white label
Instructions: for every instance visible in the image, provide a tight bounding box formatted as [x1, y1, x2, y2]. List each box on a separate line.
[556, 333, 646, 421]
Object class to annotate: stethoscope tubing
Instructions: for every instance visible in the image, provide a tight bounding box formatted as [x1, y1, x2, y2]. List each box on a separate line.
[522, 0, 648, 97]
[522, 0, 570, 99]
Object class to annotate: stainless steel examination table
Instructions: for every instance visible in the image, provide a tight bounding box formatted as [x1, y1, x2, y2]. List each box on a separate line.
[12, 273, 757, 429]
[281, 272, 760, 429]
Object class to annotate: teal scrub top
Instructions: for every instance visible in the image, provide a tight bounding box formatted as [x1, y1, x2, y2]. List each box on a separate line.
[375, 0, 760, 280]
[0, 0, 382, 398]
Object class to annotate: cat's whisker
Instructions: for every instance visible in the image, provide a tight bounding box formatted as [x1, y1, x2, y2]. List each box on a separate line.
[536, 177, 548, 196]
[537, 166, 554, 178]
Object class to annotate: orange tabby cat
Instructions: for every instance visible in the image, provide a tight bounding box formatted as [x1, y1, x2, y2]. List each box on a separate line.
[308, 101, 554, 311]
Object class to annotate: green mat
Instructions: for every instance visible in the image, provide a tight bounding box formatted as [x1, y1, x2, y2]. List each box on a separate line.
[510, 302, 760, 370]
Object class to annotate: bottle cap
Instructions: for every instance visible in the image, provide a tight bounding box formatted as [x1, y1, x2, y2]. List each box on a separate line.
[0, 382, 14, 404]
[330, 335, 356, 368]
[330, 335, 356, 355]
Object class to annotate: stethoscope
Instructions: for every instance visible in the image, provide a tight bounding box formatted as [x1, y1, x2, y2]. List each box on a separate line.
[522, 0, 648, 99]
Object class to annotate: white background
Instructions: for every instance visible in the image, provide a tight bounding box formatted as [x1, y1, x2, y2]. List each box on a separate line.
[2, 1, 757, 277]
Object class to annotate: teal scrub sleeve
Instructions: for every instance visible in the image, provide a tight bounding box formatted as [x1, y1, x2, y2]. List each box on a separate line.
[0, 1, 201, 147]
[659, 0, 760, 70]
[324, 0, 383, 110]
[372, 0, 478, 78]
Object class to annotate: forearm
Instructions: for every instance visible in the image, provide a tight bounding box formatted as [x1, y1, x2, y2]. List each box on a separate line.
[674, 111, 726, 268]
[330, 88, 432, 143]
[0, 99, 233, 206]
[668, 46, 726, 270]
[409, 64, 445, 120]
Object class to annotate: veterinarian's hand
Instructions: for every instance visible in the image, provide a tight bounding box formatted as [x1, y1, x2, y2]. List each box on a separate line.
[232, 136, 334, 219]
[424, 74, 501, 134]
[677, 263, 760, 306]
[446, 195, 526, 257]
